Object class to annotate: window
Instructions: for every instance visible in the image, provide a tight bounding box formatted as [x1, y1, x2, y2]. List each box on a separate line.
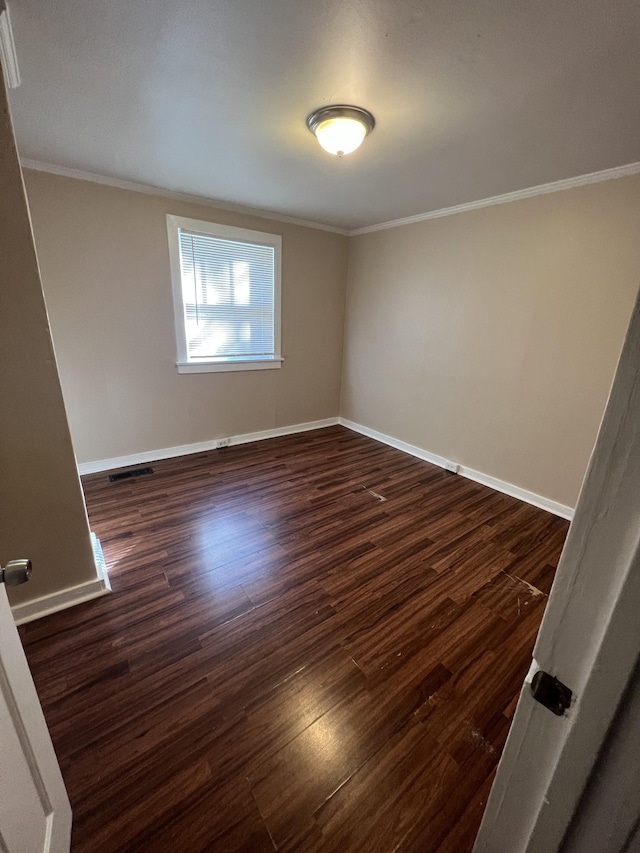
[167, 215, 282, 373]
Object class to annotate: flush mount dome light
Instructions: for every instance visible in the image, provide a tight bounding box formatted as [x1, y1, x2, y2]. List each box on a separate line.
[307, 105, 375, 157]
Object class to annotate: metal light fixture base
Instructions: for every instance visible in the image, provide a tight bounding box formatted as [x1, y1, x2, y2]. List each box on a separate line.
[306, 105, 376, 137]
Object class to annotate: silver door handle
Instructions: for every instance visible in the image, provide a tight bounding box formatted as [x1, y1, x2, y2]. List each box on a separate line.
[1, 559, 32, 586]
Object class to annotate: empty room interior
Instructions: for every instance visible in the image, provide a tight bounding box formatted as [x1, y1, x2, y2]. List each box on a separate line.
[1, 0, 640, 851]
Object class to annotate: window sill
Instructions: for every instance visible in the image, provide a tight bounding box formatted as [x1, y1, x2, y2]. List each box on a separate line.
[176, 358, 284, 374]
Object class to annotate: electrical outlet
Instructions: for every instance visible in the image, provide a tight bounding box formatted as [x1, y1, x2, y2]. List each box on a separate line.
[215, 438, 230, 449]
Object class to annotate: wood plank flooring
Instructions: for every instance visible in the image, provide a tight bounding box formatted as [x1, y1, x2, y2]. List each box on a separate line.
[19, 426, 569, 852]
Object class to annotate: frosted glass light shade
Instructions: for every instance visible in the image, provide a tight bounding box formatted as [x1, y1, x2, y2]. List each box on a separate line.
[307, 106, 375, 157]
[315, 117, 367, 156]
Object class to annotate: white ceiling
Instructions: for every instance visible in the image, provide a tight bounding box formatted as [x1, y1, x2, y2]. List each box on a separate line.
[7, 0, 640, 230]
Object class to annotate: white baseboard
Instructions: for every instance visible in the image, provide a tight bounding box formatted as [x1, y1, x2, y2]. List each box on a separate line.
[77, 418, 340, 475]
[12, 535, 112, 625]
[338, 417, 574, 520]
[339, 418, 452, 469]
[78, 415, 573, 519]
[458, 466, 574, 520]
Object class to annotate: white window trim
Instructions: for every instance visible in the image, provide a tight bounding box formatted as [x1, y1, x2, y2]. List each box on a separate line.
[166, 214, 282, 373]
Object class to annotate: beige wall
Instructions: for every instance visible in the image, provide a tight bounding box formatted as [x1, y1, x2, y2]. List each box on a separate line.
[21, 167, 640, 511]
[22, 170, 349, 465]
[0, 76, 98, 606]
[342, 176, 640, 508]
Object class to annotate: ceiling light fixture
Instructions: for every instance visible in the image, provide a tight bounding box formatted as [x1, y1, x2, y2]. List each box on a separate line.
[306, 105, 375, 157]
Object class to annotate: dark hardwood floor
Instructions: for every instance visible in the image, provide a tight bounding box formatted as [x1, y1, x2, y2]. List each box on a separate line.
[19, 425, 569, 852]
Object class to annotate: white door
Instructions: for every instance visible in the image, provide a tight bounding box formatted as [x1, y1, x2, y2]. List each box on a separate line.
[0, 563, 71, 853]
[474, 288, 640, 851]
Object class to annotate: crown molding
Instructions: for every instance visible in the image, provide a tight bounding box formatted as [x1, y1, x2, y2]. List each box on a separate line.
[349, 161, 640, 236]
[20, 156, 640, 238]
[19, 158, 350, 236]
[0, 1, 20, 88]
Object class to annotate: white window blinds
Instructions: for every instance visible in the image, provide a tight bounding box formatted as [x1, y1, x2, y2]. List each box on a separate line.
[177, 229, 276, 362]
